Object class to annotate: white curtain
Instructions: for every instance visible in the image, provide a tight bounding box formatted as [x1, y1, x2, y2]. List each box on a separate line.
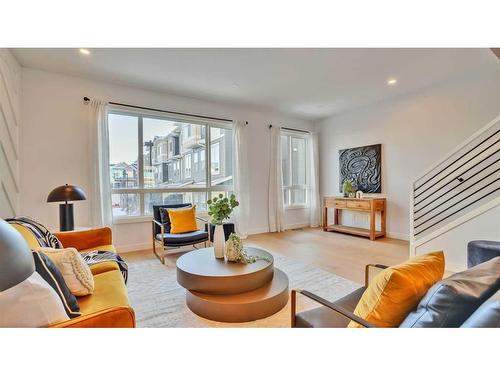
[268, 125, 285, 232]
[309, 132, 321, 227]
[88, 99, 113, 227]
[233, 120, 250, 238]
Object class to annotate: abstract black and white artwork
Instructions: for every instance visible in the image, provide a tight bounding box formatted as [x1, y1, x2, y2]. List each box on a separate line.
[339, 144, 381, 193]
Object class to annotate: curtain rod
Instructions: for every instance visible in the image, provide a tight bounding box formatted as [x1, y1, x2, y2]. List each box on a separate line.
[83, 97, 247, 125]
[269, 124, 310, 134]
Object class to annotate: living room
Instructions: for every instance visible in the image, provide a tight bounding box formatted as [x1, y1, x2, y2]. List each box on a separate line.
[1, 2, 499, 374]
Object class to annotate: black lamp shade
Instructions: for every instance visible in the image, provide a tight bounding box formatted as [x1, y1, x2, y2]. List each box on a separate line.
[47, 184, 87, 203]
[47, 184, 86, 231]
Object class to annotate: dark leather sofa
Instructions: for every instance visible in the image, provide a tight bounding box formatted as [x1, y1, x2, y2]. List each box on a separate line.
[292, 240, 500, 328]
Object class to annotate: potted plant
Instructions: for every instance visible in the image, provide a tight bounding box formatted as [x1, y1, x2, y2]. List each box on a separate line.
[226, 233, 271, 264]
[206, 194, 239, 259]
[342, 180, 356, 198]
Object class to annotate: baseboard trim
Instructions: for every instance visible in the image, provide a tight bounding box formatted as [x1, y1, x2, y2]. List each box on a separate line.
[116, 242, 151, 253]
[387, 231, 409, 241]
[247, 227, 270, 235]
[247, 223, 311, 235]
[286, 222, 311, 230]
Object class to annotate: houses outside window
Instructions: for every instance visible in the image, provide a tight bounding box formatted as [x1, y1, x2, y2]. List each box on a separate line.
[107, 110, 233, 219]
[193, 151, 199, 172]
[184, 153, 192, 178]
[281, 131, 309, 207]
[211, 143, 220, 174]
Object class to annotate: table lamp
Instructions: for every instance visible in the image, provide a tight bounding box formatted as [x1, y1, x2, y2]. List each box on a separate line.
[47, 184, 87, 231]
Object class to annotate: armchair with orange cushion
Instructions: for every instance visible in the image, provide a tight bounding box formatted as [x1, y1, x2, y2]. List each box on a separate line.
[9, 223, 135, 328]
[152, 204, 209, 264]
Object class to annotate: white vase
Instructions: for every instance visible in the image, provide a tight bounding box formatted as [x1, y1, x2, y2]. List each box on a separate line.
[213, 224, 226, 259]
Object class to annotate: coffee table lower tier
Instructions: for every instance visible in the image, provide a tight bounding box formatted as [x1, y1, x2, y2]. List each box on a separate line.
[186, 268, 289, 323]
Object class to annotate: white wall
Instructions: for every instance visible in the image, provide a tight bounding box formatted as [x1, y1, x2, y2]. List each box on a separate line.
[19, 68, 314, 251]
[316, 71, 500, 240]
[0, 49, 21, 218]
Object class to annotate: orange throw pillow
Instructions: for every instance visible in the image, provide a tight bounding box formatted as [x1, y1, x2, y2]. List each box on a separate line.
[349, 251, 445, 328]
[168, 206, 198, 234]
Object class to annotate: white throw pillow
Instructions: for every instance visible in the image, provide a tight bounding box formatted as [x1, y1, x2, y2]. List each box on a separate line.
[36, 247, 94, 296]
[0, 272, 69, 327]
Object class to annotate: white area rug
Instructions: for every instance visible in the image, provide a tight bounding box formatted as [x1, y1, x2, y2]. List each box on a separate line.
[126, 250, 360, 327]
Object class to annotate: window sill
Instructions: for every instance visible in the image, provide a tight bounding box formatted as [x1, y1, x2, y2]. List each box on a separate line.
[113, 216, 152, 225]
[284, 205, 310, 211]
[112, 211, 210, 225]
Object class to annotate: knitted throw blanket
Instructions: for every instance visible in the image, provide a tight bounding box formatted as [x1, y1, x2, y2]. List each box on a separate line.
[6, 217, 128, 284]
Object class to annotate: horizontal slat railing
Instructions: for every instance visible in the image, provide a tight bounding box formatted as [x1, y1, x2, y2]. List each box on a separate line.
[414, 154, 500, 216]
[414, 129, 500, 197]
[411, 116, 500, 241]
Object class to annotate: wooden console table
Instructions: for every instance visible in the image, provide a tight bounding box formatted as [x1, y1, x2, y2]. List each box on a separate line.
[323, 197, 386, 240]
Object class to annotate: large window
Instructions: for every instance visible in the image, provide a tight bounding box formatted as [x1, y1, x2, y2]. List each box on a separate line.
[108, 110, 234, 220]
[281, 131, 309, 207]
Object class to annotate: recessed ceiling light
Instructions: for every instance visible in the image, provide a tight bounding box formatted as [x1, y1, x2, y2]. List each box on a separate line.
[79, 48, 90, 55]
[387, 78, 397, 85]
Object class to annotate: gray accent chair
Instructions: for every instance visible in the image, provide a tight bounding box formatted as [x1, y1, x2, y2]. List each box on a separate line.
[152, 204, 209, 264]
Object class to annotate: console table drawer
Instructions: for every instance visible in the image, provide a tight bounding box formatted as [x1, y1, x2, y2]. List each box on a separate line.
[326, 200, 346, 208]
[346, 200, 371, 210]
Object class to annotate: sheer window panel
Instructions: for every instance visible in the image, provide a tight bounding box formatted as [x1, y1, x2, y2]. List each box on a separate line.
[281, 135, 290, 186]
[283, 189, 290, 206]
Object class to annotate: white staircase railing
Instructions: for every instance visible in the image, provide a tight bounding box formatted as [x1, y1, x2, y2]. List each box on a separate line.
[410, 115, 500, 249]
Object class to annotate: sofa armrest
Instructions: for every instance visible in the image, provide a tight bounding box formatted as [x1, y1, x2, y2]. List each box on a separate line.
[291, 289, 378, 328]
[467, 240, 500, 268]
[55, 227, 112, 251]
[365, 263, 388, 287]
[49, 306, 135, 328]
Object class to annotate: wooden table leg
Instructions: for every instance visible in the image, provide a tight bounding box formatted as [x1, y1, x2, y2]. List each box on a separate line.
[381, 205, 386, 238]
[369, 205, 376, 241]
[334, 208, 339, 225]
[323, 206, 328, 231]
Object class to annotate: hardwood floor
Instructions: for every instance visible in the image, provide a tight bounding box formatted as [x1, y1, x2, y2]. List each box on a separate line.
[245, 228, 409, 284]
[122, 228, 409, 285]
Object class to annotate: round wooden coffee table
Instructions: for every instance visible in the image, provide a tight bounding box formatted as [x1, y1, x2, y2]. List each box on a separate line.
[176, 247, 289, 323]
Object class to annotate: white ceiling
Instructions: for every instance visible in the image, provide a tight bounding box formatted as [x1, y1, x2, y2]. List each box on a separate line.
[11, 48, 499, 120]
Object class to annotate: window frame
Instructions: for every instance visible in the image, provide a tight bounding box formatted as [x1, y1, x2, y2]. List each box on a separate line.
[108, 107, 234, 223]
[281, 130, 310, 210]
[211, 142, 220, 175]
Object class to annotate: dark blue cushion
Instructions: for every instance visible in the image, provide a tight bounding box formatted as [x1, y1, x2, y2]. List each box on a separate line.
[156, 230, 208, 246]
[400, 257, 500, 328]
[467, 240, 500, 268]
[461, 290, 500, 328]
[32, 251, 81, 319]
